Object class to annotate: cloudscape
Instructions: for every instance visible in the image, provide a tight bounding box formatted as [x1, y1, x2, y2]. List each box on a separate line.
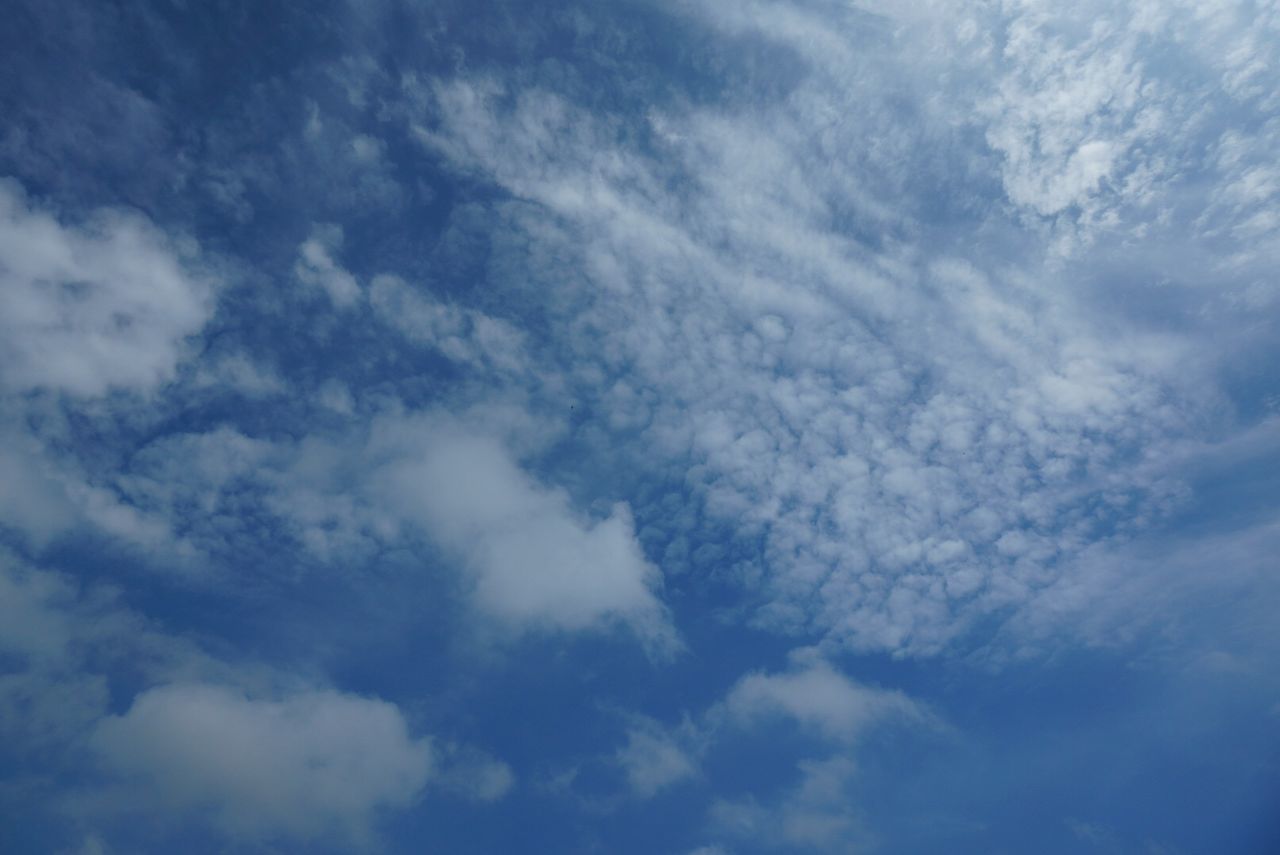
[2, 1, 1278, 852]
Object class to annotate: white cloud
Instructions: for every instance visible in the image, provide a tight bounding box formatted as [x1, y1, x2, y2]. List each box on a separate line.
[91, 683, 433, 843]
[1008, 507, 1280, 662]
[980, 5, 1151, 221]
[680, 652, 931, 852]
[371, 415, 677, 651]
[720, 651, 923, 744]
[410, 70, 1204, 657]
[432, 743, 516, 803]
[295, 223, 362, 307]
[111, 408, 677, 652]
[601, 652, 929, 848]
[396, 0, 1280, 661]
[0, 179, 214, 396]
[615, 717, 697, 797]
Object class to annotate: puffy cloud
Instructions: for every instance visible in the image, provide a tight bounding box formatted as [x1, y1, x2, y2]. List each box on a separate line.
[0, 552, 508, 849]
[720, 651, 923, 744]
[396, 0, 1280, 663]
[91, 683, 433, 842]
[112, 409, 676, 651]
[0, 179, 214, 396]
[372, 416, 676, 651]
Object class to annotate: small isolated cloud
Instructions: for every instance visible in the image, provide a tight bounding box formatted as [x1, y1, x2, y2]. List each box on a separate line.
[616, 716, 697, 797]
[721, 650, 924, 743]
[295, 223, 362, 307]
[432, 743, 515, 802]
[91, 683, 433, 843]
[603, 652, 930, 849]
[0, 179, 214, 396]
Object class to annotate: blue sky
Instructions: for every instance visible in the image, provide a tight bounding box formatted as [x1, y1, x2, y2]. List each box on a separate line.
[2, 0, 1279, 852]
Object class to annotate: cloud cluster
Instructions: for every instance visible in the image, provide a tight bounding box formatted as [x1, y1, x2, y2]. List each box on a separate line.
[611, 650, 927, 851]
[0, 192, 674, 654]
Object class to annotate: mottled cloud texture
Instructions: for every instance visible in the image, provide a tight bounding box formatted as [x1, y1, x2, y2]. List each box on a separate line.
[2, 0, 1278, 852]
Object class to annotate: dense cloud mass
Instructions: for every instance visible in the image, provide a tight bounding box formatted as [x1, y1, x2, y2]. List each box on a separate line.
[1, 0, 1278, 852]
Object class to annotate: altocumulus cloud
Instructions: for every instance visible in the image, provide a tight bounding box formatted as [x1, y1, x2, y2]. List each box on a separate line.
[3, 0, 1280, 851]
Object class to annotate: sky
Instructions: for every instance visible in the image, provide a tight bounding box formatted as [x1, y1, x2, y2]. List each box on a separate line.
[1, 0, 1279, 852]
